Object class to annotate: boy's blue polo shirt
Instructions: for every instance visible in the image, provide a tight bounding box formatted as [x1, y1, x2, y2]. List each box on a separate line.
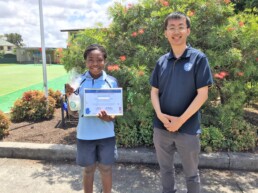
[150, 46, 213, 135]
[76, 71, 118, 140]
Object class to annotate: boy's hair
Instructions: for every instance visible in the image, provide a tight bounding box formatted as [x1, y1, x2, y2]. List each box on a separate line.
[83, 44, 107, 60]
[164, 12, 191, 30]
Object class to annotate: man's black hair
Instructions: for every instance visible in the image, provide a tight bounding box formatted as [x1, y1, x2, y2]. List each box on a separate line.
[164, 12, 191, 30]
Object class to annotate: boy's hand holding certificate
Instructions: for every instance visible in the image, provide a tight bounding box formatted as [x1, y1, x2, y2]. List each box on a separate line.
[83, 88, 123, 116]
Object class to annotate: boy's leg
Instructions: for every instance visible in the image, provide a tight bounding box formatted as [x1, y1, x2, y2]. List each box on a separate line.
[98, 137, 116, 193]
[98, 164, 112, 193]
[175, 133, 200, 193]
[153, 128, 177, 193]
[83, 164, 97, 193]
[76, 139, 98, 193]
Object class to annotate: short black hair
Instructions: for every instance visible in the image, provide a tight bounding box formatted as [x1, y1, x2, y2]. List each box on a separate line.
[164, 12, 191, 30]
[83, 44, 107, 60]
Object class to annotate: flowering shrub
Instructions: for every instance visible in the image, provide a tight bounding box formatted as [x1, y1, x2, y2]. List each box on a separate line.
[11, 90, 56, 122]
[48, 89, 62, 108]
[0, 110, 10, 139]
[62, 0, 257, 151]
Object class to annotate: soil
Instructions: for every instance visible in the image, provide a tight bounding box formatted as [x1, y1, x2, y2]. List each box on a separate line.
[2, 108, 77, 145]
[1, 105, 258, 147]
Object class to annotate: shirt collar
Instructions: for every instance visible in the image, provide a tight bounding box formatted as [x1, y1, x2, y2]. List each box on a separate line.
[167, 45, 192, 60]
[85, 70, 107, 80]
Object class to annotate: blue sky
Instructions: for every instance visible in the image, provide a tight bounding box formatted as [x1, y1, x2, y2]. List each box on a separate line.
[0, 0, 138, 48]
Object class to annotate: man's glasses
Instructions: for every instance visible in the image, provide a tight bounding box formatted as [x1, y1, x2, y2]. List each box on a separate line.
[166, 26, 187, 32]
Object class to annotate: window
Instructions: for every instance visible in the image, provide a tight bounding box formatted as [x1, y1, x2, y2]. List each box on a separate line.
[0, 46, 3, 50]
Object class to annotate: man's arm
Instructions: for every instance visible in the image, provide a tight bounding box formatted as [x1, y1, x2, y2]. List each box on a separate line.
[164, 86, 209, 132]
[151, 87, 170, 125]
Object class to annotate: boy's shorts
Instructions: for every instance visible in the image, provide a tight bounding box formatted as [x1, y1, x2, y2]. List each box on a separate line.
[76, 137, 116, 167]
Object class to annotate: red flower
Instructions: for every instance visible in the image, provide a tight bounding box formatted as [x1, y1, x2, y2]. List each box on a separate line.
[227, 27, 236, 32]
[119, 55, 126, 61]
[107, 64, 120, 72]
[214, 73, 224, 79]
[219, 71, 229, 77]
[224, 0, 231, 4]
[214, 71, 229, 79]
[162, 1, 169, 6]
[39, 48, 42, 52]
[138, 71, 144, 76]
[239, 21, 244, 27]
[188, 10, 195, 17]
[256, 58, 258, 62]
[138, 29, 144, 34]
[131, 32, 138, 37]
[237, 72, 244, 76]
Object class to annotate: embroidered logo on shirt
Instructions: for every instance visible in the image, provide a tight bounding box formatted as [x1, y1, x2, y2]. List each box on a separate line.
[85, 108, 91, 114]
[184, 62, 193, 71]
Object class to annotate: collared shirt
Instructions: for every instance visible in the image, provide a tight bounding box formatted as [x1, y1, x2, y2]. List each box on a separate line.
[77, 71, 118, 140]
[150, 46, 213, 134]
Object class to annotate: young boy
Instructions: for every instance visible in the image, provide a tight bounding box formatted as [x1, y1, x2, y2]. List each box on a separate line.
[66, 44, 118, 193]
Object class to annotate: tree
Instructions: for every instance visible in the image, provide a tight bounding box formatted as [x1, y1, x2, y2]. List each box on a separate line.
[232, 0, 258, 13]
[62, 0, 257, 151]
[4, 33, 24, 47]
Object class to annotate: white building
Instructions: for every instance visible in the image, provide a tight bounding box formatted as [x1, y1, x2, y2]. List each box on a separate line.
[0, 38, 16, 54]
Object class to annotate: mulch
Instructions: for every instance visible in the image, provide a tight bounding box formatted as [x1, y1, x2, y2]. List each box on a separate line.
[2, 108, 77, 145]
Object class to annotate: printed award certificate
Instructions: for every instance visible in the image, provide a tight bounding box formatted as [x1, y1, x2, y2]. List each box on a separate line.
[83, 88, 123, 116]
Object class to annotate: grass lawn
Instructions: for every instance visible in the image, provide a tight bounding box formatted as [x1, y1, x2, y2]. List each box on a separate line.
[0, 64, 69, 113]
[0, 64, 67, 96]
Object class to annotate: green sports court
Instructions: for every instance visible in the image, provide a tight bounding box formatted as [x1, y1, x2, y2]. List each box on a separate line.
[0, 64, 69, 113]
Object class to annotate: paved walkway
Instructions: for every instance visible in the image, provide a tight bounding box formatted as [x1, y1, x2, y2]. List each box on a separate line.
[0, 142, 258, 193]
[0, 158, 258, 193]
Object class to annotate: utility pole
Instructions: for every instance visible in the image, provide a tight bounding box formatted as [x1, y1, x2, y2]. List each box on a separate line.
[38, 0, 48, 98]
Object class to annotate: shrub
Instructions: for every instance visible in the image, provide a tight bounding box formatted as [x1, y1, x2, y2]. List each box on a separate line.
[0, 110, 10, 139]
[221, 118, 257, 152]
[61, 0, 257, 150]
[11, 90, 56, 122]
[200, 126, 225, 153]
[48, 89, 62, 108]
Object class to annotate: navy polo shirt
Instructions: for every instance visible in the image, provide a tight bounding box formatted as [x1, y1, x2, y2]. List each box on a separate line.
[150, 46, 213, 134]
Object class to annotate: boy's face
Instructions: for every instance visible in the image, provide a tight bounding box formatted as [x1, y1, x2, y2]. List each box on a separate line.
[164, 17, 190, 47]
[86, 49, 105, 78]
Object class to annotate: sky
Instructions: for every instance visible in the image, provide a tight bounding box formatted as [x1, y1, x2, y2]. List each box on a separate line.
[0, 0, 138, 48]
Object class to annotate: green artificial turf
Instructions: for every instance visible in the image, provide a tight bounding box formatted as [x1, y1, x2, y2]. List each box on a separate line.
[0, 64, 67, 96]
[0, 64, 70, 113]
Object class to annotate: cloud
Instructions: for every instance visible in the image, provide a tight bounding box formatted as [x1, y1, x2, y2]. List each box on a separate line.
[0, 0, 138, 48]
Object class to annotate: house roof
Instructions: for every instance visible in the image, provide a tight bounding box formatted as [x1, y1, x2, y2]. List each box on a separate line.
[0, 38, 16, 47]
[60, 29, 85, 32]
[60, 27, 107, 32]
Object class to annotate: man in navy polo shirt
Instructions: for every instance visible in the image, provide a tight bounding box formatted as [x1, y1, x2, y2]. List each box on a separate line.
[150, 12, 213, 193]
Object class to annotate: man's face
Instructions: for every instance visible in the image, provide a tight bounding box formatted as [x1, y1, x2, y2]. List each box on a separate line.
[164, 18, 190, 47]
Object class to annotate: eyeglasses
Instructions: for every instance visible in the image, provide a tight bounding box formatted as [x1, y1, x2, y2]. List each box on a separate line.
[166, 26, 187, 32]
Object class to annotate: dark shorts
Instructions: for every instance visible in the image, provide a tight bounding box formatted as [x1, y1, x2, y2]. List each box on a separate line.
[76, 137, 116, 167]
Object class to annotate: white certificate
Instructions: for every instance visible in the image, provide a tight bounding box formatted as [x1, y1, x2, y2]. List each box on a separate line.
[83, 88, 123, 116]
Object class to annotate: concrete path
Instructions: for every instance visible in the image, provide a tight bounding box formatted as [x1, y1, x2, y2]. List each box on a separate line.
[0, 158, 257, 193]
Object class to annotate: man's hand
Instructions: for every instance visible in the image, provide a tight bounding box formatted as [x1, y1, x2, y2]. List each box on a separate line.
[157, 112, 170, 125]
[65, 84, 74, 97]
[163, 115, 183, 132]
[98, 110, 115, 122]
